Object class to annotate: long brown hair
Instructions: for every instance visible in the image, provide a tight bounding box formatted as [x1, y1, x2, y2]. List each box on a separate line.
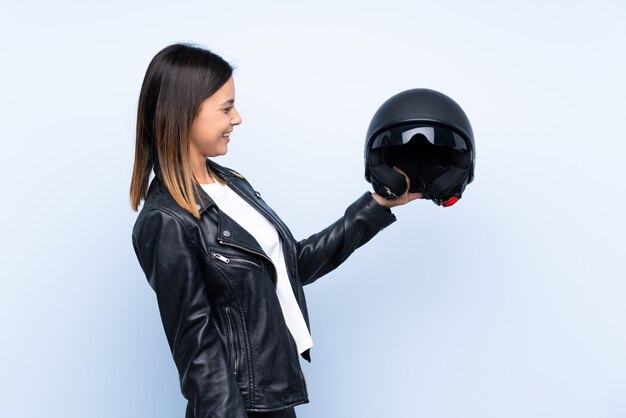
[129, 42, 234, 219]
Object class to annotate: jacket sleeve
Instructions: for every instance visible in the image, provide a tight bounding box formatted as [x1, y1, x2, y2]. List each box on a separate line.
[296, 191, 397, 286]
[132, 209, 248, 418]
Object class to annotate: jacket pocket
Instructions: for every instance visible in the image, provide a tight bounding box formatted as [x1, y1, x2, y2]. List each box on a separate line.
[223, 306, 240, 378]
[211, 251, 262, 269]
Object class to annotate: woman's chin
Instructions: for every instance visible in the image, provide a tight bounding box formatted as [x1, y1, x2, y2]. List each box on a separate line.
[206, 146, 228, 158]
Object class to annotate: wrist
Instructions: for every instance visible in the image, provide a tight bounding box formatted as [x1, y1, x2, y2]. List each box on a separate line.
[370, 192, 391, 211]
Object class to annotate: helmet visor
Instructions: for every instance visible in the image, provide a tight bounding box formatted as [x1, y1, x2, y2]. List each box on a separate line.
[371, 124, 468, 151]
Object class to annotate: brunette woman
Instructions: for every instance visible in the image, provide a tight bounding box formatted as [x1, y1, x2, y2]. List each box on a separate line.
[129, 42, 421, 418]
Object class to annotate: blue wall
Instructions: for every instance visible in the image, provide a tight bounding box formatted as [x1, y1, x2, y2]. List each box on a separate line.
[1, 1, 625, 417]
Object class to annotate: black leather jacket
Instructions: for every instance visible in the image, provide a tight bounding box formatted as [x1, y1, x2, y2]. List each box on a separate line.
[131, 158, 397, 417]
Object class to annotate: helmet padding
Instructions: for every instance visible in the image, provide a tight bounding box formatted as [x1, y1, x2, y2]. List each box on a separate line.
[369, 133, 470, 202]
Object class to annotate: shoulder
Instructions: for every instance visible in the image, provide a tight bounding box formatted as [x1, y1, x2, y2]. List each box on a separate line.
[132, 205, 202, 261]
[139, 187, 190, 223]
[134, 180, 198, 237]
[133, 205, 189, 238]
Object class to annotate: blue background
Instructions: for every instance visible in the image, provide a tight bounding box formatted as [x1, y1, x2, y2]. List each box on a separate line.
[1, 1, 625, 417]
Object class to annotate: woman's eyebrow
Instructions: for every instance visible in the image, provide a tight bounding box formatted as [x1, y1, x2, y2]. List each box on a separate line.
[220, 99, 234, 106]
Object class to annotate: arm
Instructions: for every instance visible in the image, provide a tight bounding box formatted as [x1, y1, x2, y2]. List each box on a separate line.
[296, 192, 397, 286]
[132, 209, 247, 418]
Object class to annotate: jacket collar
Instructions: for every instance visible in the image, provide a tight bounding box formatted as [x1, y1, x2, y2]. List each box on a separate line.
[152, 158, 245, 214]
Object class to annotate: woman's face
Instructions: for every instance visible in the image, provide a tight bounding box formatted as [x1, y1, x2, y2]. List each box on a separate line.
[189, 76, 242, 158]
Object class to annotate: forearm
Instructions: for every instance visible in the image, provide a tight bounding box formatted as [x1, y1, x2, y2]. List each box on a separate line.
[296, 192, 396, 285]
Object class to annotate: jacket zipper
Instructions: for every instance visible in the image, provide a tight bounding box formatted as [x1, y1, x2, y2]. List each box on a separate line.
[211, 252, 262, 269]
[217, 240, 278, 288]
[224, 306, 238, 378]
[215, 174, 308, 393]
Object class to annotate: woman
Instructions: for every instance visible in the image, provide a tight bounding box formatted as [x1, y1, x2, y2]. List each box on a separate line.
[129, 43, 422, 418]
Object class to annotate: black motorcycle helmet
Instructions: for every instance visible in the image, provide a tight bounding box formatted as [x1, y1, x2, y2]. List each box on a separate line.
[364, 88, 475, 207]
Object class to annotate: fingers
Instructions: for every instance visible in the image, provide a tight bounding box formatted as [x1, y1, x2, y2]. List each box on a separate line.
[408, 192, 423, 201]
[392, 165, 411, 194]
[392, 165, 408, 177]
[388, 165, 425, 205]
[392, 165, 426, 201]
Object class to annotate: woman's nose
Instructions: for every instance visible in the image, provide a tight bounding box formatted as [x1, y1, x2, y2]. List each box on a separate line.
[232, 107, 242, 125]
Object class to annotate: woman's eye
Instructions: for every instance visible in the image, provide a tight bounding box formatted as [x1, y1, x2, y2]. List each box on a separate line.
[223, 107, 233, 113]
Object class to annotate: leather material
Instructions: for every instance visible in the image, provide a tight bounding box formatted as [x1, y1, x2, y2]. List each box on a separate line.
[132, 158, 397, 417]
[368, 148, 408, 198]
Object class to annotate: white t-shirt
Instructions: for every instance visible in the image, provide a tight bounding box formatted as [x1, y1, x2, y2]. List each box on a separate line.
[200, 177, 314, 355]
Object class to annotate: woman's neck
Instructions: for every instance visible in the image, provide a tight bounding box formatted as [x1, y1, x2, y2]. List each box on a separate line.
[191, 155, 215, 184]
